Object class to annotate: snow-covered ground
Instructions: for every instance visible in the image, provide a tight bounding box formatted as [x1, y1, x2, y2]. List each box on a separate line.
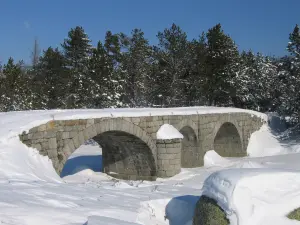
[0, 108, 299, 225]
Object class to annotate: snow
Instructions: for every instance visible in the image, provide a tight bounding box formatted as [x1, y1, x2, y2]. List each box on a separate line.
[247, 124, 286, 157]
[0, 108, 300, 225]
[156, 124, 183, 139]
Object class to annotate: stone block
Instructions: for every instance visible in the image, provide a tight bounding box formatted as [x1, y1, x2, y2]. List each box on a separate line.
[48, 138, 57, 149]
[72, 136, 81, 149]
[166, 147, 180, 154]
[62, 132, 70, 139]
[165, 170, 176, 177]
[29, 132, 44, 140]
[41, 141, 49, 149]
[87, 119, 94, 126]
[158, 153, 177, 160]
[157, 148, 167, 154]
[78, 131, 85, 144]
[69, 131, 78, 138]
[46, 121, 56, 130]
[32, 143, 42, 151]
[44, 131, 56, 139]
[37, 125, 47, 132]
[67, 140, 75, 152]
[169, 158, 181, 165]
[47, 149, 58, 159]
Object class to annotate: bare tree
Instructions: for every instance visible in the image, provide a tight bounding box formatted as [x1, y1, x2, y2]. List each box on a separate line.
[31, 37, 40, 67]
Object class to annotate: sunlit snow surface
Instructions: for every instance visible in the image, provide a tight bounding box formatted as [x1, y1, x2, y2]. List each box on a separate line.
[0, 108, 300, 225]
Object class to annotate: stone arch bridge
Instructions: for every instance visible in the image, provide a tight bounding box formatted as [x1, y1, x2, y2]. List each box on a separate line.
[19, 110, 265, 180]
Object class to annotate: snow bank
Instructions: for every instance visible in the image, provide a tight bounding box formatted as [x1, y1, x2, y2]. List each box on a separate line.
[203, 150, 231, 168]
[247, 124, 286, 157]
[202, 168, 300, 225]
[157, 124, 183, 139]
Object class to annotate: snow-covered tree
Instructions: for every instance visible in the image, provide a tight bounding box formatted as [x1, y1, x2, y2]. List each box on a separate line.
[119, 29, 153, 107]
[61, 26, 93, 108]
[204, 23, 240, 106]
[1, 58, 33, 111]
[33, 47, 69, 109]
[153, 23, 191, 106]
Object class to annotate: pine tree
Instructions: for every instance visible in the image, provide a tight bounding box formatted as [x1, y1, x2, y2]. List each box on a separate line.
[153, 23, 191, 106]
[279, 24, 300, 122]
[204, 23, 240, 106]
[119, 29, 153, 107]
[33, 47, 69, 109]
[1, 58, 33, 111]
[61, 26, 93, 108]
[188, 33, 208, 106]
[287, 24, 300, 58]
[87, 41, 122, 108]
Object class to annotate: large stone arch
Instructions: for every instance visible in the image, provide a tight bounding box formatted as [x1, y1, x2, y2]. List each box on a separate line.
[213, 121, 243, 157]
[59, 119, 157, 180]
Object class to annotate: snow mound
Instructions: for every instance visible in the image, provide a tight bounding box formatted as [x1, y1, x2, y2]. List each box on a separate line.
[204, 150, 231, 168]
[247, 124, 285, 157]
[157, 124, 183, 140]
[202, 168, 300, 225]
[204, 150, 266, 169]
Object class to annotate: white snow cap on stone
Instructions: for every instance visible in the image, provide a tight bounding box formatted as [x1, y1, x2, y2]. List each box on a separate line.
[156, 124, 183, 140]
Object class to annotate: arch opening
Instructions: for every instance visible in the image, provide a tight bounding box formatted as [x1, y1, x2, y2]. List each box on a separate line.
[61, 140, 103, 177]
[180, 126, 198, 168]
[214, 122, 243, 157]
[61, 130, 157, 181]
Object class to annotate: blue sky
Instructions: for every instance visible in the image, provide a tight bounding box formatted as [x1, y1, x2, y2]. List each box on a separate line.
[0, 0, 299, 65]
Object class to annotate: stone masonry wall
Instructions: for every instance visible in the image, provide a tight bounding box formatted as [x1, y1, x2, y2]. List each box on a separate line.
[19, 112, 265, 180]
[156, 139, 182, 177]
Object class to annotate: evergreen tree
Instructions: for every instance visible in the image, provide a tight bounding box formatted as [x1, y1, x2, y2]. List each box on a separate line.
[188, 33, 208, 105]
[1, 58, 33, 111]
[204, 23, 240, 106]
[119, 29, 153, 107]
[153, 23, 191, 106]
[33, 47, 69, 109]
[287, 24, 300, 59]
[87, 40, 124, 108]
[61, 26, 93, 108]
[278, 24, 300, 122]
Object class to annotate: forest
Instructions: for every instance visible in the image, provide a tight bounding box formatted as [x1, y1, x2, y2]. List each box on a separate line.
[0, 23, 299, 123]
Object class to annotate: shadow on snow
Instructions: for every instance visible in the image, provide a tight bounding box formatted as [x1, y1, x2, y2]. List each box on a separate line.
[61, 155, 103, 177]
[165, 195, 200, 225]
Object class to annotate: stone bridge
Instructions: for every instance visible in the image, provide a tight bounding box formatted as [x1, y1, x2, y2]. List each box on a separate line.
[19, 110, 265, 180]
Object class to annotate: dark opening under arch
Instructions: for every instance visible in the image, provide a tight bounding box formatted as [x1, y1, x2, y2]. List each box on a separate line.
[214, 122, 243, 157]
[93, 131, 156, 180]
[61, 130, 157, 181]
[180, 126, 198, 167]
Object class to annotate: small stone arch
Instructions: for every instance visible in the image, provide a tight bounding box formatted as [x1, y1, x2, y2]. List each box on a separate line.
[59, 118, 157, 180]
[213, 122, 243, 157]
[179, 126, 199, 167]
[174, 118, 199, 139]
[173, 118, 200, 167]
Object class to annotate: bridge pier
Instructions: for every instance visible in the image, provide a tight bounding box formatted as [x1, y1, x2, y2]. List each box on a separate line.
[156, 139, 182, 178]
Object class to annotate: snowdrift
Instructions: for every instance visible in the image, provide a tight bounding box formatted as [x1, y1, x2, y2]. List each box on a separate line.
[202, 168, 300, 225]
